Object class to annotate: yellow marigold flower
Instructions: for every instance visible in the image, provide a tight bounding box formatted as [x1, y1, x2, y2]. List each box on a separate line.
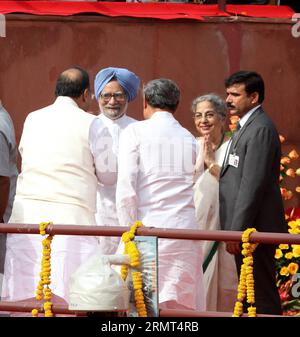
[285, 252, 293, 259]
[288, 263, 299, 275]
[248, 307, 256, 317]
[44, 301, 52, 309]
[292, 245, 300, 258]
[296, 168, 300, 176]
[32, 309, 39, 317]
[289, 227, 300, 234]
[279, 244, 289, 250]
[122, 232, 134, 243]
[288, 149, 299, 160]
[134, 220, 143, 228]
[280, 266, 289, 276]
[288, 220, 298, 229]
[296, 186, 300, 193]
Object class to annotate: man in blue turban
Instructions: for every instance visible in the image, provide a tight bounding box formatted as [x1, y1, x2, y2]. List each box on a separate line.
[94, 67, 140, 255]
[94, 67, 140, 105]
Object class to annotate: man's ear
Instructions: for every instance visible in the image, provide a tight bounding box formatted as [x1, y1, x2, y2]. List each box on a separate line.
[82, 88, 90, 102]
[143, 95, 147, 109]
[251, 92, 259, 104]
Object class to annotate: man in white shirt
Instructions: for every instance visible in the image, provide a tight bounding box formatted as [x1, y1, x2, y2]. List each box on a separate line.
[2, 67, 117, 306]
[116, 78, 206, 311]
[94, 67, 140, 254]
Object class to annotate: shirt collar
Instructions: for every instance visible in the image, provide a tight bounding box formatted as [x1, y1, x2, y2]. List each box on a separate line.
[54, 96, 79, 108]
[239, 105, 261, 128]
[150, 111, 175, 119]
[98, 112, 128, 125]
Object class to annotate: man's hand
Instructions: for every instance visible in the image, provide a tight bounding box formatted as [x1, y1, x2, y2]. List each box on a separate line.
[226, 241, 241, 255]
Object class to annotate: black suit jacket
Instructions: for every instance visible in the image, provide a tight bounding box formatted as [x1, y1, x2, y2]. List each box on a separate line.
[219, 107, 286, 233]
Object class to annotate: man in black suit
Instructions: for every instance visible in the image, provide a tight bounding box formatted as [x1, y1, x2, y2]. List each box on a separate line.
[219, 71, 286, 315]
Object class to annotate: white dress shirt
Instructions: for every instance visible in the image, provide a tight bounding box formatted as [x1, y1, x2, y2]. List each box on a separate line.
[95, 113, 137, 254]
[116, 111, 205, 310]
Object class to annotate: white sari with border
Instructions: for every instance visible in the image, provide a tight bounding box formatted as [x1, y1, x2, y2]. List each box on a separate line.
[193, 138, 238, 312]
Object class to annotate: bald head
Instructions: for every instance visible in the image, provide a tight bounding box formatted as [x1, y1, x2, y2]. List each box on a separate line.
[55, 66, 90, 98]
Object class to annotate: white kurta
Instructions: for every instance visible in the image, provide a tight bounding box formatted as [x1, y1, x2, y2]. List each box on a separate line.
[193, 138, 238, 312]
[2, 97, 117, 303]
[116, 111, 206, 311]
[96, 113, 137, 254]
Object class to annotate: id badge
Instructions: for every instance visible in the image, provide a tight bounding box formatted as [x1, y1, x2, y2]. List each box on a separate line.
[229, 154, 239, 168]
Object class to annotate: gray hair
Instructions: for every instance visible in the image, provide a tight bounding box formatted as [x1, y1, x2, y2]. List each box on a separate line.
[143, 78, 180, 112]
[191, 93, 227, 118]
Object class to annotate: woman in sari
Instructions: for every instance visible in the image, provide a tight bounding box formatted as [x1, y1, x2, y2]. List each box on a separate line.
[192, 93, 238, 312]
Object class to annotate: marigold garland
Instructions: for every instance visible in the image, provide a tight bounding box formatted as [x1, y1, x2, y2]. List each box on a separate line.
[121, 221, 147, 317]
[32, 222, 54, 317]
[233, 228, 258, 317]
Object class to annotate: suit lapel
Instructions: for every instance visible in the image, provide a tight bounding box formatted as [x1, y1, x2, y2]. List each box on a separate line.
[220, 108, 263, 177]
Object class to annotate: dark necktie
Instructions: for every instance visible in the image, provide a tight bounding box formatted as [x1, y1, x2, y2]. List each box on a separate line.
[230, 122, 241, 145]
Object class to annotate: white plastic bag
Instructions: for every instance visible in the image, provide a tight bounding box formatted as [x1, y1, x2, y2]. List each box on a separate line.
[68, 254, 130, 311]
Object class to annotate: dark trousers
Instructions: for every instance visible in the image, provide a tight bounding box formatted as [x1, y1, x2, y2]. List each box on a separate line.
[235, 244, 282, 315]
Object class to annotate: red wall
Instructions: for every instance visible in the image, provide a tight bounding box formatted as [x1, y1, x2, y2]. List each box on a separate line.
[1, 14, 299, 208]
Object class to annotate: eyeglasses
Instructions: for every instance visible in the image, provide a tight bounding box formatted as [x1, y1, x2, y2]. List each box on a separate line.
[193, 111, 216, 120]
[100, 92, 126, 102]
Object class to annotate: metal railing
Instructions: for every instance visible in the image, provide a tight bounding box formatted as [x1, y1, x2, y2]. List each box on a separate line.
[0, 223, 298, 317]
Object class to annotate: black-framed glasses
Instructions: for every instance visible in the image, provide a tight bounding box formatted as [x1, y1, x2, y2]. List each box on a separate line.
[100, 92, 126, 102]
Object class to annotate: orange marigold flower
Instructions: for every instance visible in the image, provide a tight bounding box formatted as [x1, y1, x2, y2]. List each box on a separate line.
[296, 186, 300, 193]
[281, 157, 291, 165]
[281, 188, 288, 198]
[287, 263, 299, 275]
[286, 168, 295, 177]
[280, 266, 289, 276]
[279, 134, 285, 143]
[229, 124, 236, 132]
[275, 249, 283, 259]
[284, 190, 293, 200]
[229, 115, 240, 124]
[288, 149, 299, 160]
